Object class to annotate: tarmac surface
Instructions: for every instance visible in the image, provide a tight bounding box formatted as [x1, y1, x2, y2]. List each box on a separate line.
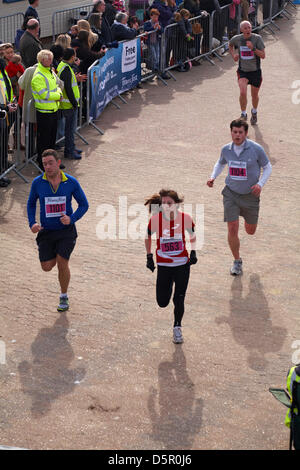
[0, 8, 300, 450]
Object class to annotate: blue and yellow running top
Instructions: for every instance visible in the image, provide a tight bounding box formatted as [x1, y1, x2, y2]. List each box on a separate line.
[27, 171, 89, 230]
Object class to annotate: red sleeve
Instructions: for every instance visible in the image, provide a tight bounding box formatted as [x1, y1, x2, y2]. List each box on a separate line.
[5, 62, 17, 78]
[17, 64, 25, 74]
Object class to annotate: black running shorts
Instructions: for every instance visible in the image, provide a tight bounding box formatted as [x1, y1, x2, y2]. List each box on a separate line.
[237, 68, 262, 88]
[36, 224, 78, 262]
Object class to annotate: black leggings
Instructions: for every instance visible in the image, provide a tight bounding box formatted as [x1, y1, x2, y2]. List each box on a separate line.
[156, 263, 190, 327]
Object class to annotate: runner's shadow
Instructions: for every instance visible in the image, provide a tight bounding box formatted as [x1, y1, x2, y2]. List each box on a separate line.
[253, 125, 276, 166]
[147, 345, 203, 449]
[18, 312, 85, 418]
[216, 275, 286, 370]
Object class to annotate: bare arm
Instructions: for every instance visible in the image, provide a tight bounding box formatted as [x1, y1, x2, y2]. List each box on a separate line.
[145, 235, 152, 254]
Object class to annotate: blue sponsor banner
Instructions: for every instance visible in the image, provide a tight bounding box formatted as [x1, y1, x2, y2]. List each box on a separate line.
[89, 38, 141, 120]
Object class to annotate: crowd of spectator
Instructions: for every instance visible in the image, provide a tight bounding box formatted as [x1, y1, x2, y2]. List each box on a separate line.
[0, 0, 287, 186]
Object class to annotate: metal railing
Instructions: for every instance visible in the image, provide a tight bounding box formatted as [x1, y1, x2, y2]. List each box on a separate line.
[0, 12, 24, 45]
[52, 4, 94, 42]
[139, 29, 163, 82]
[0, 107, 28, 184]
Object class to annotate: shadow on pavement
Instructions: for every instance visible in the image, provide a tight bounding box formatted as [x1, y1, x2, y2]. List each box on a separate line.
[147, 344, 203, 449]
[216, 275, 287, 371]
[18, 312, 85, 418]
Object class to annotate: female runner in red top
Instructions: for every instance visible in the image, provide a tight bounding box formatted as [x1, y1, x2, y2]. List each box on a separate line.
[145, 189, 197, 344]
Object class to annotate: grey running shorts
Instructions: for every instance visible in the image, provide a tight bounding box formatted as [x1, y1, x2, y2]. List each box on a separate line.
[222, 185, 260, 224]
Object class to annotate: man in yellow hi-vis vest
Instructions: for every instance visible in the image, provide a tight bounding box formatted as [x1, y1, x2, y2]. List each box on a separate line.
[57, 48, 81, 160]
[0, 57, 17, 187]
[31, 49, 62, 169]
[285, 364, 300, 450]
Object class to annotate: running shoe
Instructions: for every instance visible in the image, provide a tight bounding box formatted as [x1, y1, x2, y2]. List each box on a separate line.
[57, 296, 69, 312]
[240, 113, 248, 121]
[173, 326, 183, 344]
[250, 111, 258, 125]
[230, 259, 243, 276]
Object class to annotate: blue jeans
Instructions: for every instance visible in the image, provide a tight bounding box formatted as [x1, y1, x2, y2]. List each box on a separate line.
[149, 42, 160, 71]
[62, 108, 76, 156]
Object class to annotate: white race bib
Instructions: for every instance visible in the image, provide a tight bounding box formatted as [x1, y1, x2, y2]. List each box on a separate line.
[240, 45, 254, 60]
[45, 196, 66, 218]
[160, 235, 183, 254]
[229, 161, 248, 180]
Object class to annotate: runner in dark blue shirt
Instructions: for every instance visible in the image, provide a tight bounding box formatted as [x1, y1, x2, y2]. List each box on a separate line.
[27, 149, 89, 312]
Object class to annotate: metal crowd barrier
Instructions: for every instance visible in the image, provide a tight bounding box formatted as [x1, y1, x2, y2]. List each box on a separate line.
[52, 4, 94, 42]
[209, 4, 241, 62]
[261, 0, 295, 33]
[160, 13, 212, 75]
[0, 12, 24, 45]
[0, 107, 28, 184]
[139, 29, 163, 82]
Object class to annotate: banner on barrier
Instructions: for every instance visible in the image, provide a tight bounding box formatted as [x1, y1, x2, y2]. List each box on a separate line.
[89, 39, 141, 120]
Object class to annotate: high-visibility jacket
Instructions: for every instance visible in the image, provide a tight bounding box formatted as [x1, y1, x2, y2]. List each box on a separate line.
[285, 365, 300, 428]
[0, 70, 13, 104]
[31, 63, 62, 113]
[56, 61, 80, 110]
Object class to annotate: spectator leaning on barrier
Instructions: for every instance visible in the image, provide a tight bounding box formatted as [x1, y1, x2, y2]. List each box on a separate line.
[181, 0, 205, 65]
[144, 9, 163, 73]
[57, 48, 81, 161]
[31, 50, 63, 169]
[19, 19, 42, 69]
[198, 0, 220, 52]
[111, 12, 139, 41]
[169, 9, 194, 72]
[74, 31, 106, 75]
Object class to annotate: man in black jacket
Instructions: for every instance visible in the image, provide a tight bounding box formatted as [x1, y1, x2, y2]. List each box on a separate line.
[57, 48, 82, 160]
[111, 12, 139, 41]
[19, 19, 42, 68]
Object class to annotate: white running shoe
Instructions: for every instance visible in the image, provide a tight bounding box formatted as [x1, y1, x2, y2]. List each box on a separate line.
[230, 259, 243, 276]
[173, 326, 183, 344]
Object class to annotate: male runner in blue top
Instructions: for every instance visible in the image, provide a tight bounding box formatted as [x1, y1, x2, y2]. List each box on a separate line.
[27, 149, 89, 311]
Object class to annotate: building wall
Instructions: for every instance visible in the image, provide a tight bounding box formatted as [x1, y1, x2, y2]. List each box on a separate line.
[1, 0, 94, 41]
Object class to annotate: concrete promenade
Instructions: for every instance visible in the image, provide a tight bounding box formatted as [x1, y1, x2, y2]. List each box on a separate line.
[0, 9, 299, 450]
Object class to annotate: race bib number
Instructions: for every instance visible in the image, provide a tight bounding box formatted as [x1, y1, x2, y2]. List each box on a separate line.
[240, 45, 254, 60]
[45, 196, 66, 218]
[160, 236, 183, 254]
[229, 161, 248, 180]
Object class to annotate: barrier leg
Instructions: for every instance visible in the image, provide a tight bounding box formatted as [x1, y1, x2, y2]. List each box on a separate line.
[75, 130, 89, 146]
[88, 120, 104, 135]
[117, 94, 128, 105]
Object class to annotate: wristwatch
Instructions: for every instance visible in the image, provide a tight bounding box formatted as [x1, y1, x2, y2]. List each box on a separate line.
[252, 47, 256, 52]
